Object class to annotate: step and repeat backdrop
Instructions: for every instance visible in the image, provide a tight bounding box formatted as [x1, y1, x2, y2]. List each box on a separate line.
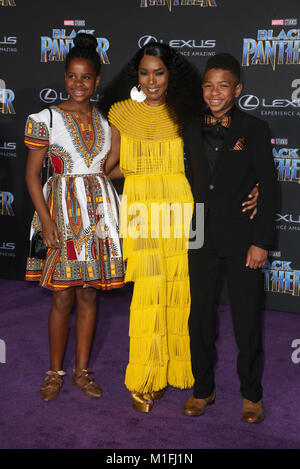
[0, 0, 299, 312]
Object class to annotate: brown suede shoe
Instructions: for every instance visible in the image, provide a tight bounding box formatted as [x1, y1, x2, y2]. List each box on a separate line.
[242, 398, 264, 424]
[72, 368, 102, 398]
[39, 370, 66, 401]
[183, 392, 215, 417]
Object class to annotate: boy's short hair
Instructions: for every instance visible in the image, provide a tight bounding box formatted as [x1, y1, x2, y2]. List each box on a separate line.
[204, 53, 241, 82]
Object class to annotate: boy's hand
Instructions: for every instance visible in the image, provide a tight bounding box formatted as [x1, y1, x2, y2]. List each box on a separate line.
[242, 185, 259, 219]
[245, 245, 268, 269]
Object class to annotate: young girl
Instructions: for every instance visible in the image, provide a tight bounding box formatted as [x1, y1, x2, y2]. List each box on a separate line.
[25, 33, 125, 401]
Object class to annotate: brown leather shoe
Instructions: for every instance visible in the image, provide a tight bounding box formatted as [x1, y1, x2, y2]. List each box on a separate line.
[183, 392, 215, 417]
[72, 368, 102, 398]
[242, 398, 264, 424]
[39, 370, 66, 401]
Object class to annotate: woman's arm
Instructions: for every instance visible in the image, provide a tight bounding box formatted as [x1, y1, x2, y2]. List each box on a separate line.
[105, 124, 123, 178]
[25, 148, 59, 249]
[242, 185, 259, 219]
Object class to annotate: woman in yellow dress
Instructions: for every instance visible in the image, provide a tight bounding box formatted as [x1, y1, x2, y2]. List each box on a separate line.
[99, 42, 203, 412]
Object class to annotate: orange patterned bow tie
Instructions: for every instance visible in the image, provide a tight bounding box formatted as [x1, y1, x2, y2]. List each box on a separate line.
[204, 114, 232, 128]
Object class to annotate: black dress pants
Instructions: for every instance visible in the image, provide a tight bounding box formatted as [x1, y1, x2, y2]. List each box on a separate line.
[188, 240, 264, 403]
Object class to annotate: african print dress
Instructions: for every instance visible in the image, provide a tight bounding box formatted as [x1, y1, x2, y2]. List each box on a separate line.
[24, 106, 125, 291]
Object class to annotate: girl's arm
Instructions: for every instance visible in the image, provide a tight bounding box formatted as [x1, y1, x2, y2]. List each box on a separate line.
[105, 124, 123, 179]
[25, 148, 59, 249]
[108, 164, 123, 180]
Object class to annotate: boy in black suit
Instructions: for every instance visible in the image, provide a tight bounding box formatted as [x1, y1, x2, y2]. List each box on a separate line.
[183, 54, 277, 423]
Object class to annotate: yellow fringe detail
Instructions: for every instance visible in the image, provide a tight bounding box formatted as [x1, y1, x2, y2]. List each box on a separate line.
[125, 351, 194, 393]
[167, 359, 194, 389]
[123, 237, 160, 260]
[126, 272, 192, 392]
[168, 333, 192, 360]
[123, 174, 192, 203]
[128, 304, 190, 338]
[125, 333, 169, 393]
[125, 345, 194, 392]
[122, 236, 189, 262]
[125, 362, 168, 394]
[128, 335, 168, 365]
[122, 237, 161, 262]
[120, 136, 184, 175]
[125, 251, 189, 282]
[165, 254, 189, 281]
[129, 305, 167, 337]
[163, 237, 189, 255]
[167, 306, 190, 335]
[127, 237, 161, 251]
[125, 253, 165, 281]
[130, 277, 167, 308]
[128, 269, 190, 306]
[167, 279, 191, 307]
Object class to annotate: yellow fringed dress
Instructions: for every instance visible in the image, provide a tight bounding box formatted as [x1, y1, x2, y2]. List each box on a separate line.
[109, 99, 194, 393]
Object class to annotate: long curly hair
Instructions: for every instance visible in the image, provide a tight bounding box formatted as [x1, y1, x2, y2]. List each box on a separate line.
[98, 42, 203, 125]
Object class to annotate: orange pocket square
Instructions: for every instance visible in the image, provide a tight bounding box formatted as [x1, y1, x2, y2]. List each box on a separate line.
[231, 137, 246, 151]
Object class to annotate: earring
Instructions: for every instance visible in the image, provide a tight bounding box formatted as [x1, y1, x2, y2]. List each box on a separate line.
[130, 84, 146, 103]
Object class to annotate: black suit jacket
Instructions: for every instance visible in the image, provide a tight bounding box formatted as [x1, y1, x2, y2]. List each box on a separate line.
[183, 108, 277, 256]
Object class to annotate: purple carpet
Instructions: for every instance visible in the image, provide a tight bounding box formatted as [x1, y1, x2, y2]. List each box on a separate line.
[0, 278, 299, 449]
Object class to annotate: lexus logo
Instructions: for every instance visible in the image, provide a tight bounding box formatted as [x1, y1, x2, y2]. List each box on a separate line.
[39, 88, 58, 103]
[238, 95, 260, 111]
[138, 35, 158, 48]
[276, 214, 300, 224]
